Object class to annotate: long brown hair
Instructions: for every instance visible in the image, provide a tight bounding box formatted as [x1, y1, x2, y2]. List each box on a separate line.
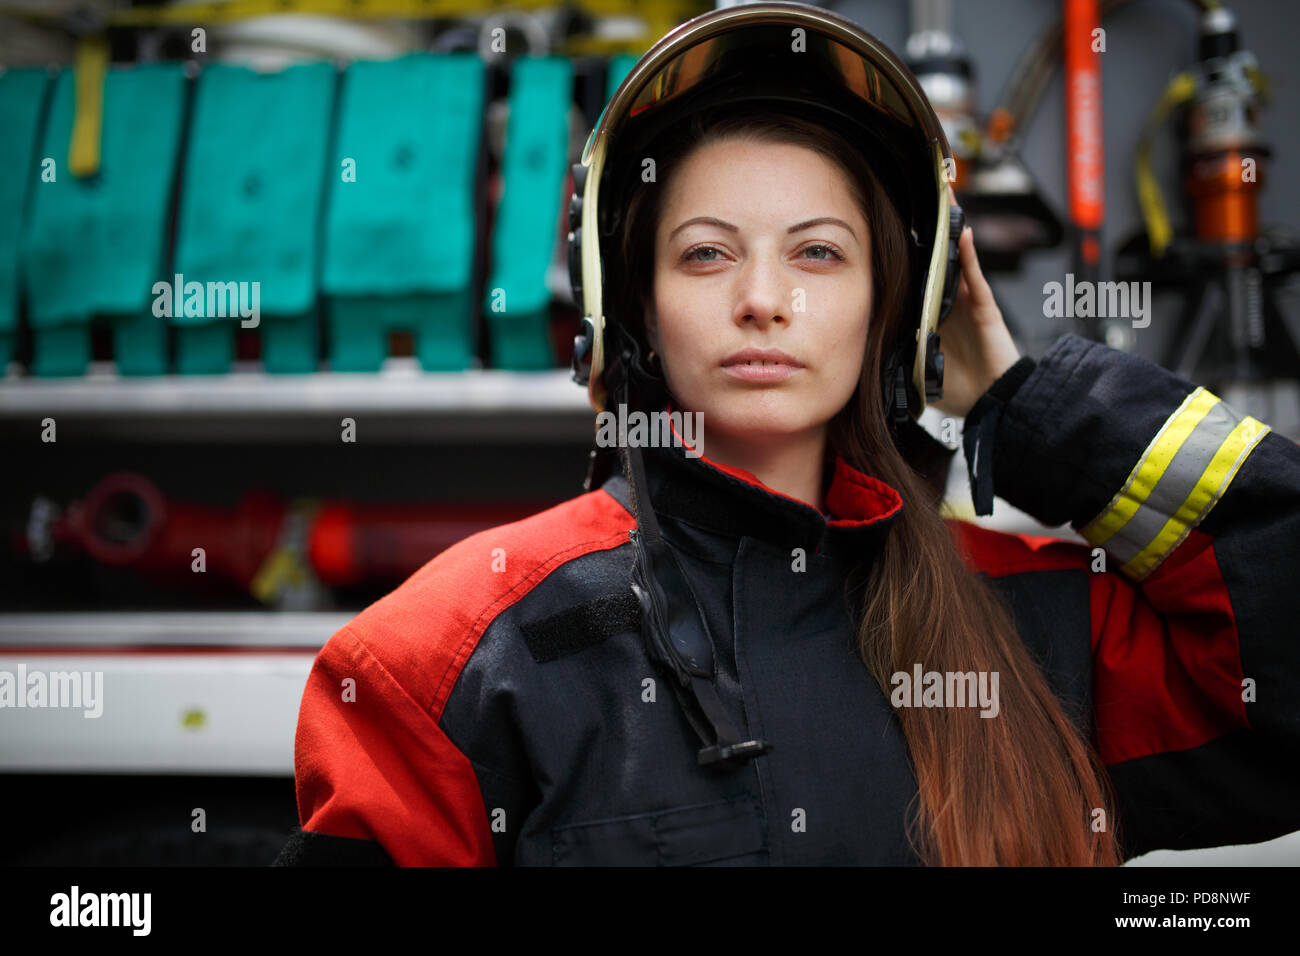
[608, 105, 1123, 865]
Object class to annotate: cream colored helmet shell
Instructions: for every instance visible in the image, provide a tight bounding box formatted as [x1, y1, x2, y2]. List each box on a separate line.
[570, 1, 957, 418]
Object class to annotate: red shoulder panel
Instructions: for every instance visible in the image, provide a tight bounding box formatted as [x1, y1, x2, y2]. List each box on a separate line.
[347, 486, 635, 721]
[292, 487, 635, 864]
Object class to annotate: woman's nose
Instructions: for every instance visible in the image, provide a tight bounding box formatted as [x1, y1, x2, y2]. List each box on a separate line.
[731, 253, 790, 327]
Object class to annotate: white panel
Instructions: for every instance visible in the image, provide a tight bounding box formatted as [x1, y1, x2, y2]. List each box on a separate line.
[0, 653, 316, 775]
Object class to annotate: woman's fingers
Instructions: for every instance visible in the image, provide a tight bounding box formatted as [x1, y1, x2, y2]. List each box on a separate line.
[958, 226, 996, 313]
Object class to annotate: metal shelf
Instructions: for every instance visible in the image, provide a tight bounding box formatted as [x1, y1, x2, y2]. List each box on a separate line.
[0, 361, 596, 442]
[0, 611, 353, 649]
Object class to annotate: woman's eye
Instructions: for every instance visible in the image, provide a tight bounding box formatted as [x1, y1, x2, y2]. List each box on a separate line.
[681, 243, 845, 264]
[802, 243, 845, 262]
[684, 246, 720, 263]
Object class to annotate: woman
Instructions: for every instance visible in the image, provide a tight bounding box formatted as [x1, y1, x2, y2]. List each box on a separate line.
[277, 3, 1300, 866]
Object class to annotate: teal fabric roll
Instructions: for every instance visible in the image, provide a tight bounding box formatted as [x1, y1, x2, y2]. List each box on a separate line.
[484, 56, 572, 370]
[21, 64, 187, 364]
[323, 53, 483, 296]
[323, 53, 485, 371]
[172, 61, 335, 372]
[0, 68, 50, 368]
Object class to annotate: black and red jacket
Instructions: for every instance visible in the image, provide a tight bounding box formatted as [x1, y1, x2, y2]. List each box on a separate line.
[275, 333, 1300, 865]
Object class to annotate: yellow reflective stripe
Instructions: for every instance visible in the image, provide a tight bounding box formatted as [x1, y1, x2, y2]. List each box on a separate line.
[1121, 414, 1271, 579]
[1080, 386, 1219, 547]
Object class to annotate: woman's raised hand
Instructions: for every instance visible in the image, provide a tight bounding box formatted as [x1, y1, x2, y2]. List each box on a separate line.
[930, 223, 1022, 419]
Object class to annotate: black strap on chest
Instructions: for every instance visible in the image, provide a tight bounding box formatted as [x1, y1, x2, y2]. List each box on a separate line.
[607, 339, 772, 771]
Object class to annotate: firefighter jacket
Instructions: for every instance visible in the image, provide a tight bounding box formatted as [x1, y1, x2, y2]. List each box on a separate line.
[274, 333, 1300, 865]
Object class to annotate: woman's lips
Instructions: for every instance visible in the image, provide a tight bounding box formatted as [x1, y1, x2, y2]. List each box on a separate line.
[721, 362, 802, 383]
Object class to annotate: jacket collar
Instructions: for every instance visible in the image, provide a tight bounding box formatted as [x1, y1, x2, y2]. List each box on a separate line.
[597, 400, 904, 561]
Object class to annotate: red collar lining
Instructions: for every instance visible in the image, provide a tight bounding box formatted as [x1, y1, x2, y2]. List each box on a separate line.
[662, 398, 902, 528]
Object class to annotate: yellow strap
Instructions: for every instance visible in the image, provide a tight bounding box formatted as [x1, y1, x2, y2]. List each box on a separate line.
[249, 498, 321, 605]
[1244, 63, 1271, 103]
[249, 546, 307, 604]
[106, 0, 691, 28]
[1134, 70, 1196, 258]
[69, 34, 109, 179]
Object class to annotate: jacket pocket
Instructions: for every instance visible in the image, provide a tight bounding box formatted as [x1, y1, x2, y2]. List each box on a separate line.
[550, 793, 766, 866]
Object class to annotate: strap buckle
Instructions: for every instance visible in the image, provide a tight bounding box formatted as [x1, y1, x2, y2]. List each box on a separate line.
[697, 738, 772, 767]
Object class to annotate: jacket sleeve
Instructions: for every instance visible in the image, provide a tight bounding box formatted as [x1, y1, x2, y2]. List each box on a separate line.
[273, 623, 499, 866]
[968, 332, 1300, 860]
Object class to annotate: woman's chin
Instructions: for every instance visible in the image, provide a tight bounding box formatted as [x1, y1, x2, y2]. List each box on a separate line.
[696, 405, 823, 444]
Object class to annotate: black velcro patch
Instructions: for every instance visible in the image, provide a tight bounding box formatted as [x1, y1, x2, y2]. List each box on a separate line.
[520, 591, 642, 663]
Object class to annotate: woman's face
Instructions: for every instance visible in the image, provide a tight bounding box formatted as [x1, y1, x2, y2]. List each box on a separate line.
[648, 136, 872, 449]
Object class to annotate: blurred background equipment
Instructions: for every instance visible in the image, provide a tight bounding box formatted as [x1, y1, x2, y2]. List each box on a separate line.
[0, 0, 1296, 865]
[1115, 2, 1300, 425]
[18, 469, 562, 608]
[906, 0, 1065, 279]
[1062, 0, 1105, 330]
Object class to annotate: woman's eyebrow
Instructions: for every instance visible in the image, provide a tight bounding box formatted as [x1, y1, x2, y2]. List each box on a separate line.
[668, 215, 858, 241]
[789, 216, 858, 241]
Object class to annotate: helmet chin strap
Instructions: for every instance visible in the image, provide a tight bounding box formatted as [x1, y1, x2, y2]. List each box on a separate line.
[594, 325, 950, 770]
[608, 334, 772, 770]
[880, 340, 914, 432]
